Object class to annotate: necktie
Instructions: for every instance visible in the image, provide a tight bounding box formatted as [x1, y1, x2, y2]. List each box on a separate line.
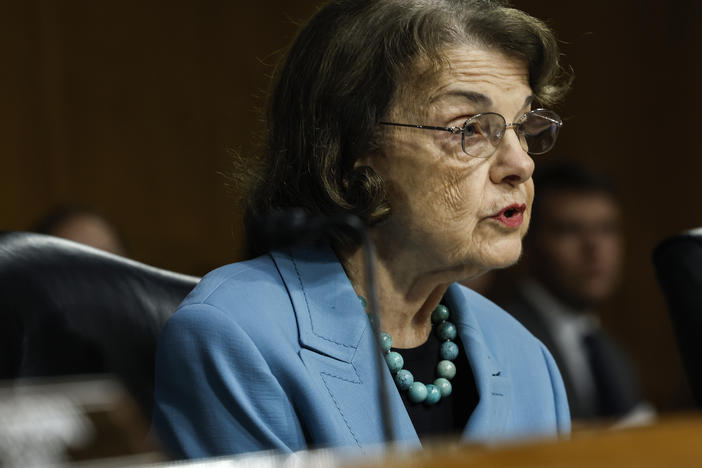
[582, 330, 639, 417]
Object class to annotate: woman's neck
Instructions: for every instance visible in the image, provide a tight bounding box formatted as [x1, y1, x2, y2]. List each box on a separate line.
[338, 241, 456, 348]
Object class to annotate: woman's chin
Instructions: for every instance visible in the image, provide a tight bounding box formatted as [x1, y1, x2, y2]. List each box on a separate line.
[477, 240, 523, 271]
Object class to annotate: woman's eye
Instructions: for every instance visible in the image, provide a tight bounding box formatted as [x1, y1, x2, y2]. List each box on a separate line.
[464, 123, 477, 137]
[464, 122, 487, 138]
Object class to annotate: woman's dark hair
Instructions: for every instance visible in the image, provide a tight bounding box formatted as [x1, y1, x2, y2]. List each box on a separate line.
[241, 0, 571, 255]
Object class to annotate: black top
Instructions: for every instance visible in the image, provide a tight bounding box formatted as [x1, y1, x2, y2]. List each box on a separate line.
[392, 328, 478, 441]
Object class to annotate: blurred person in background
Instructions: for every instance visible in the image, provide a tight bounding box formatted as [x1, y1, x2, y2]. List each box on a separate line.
[497, 161, 654, 423]
[34, 205, 128, 256]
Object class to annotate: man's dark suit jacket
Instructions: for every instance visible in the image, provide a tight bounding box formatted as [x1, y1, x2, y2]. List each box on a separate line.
[499, 282, 643, 420]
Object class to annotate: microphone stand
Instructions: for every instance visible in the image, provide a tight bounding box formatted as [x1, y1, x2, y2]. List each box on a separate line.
[340, 215, 396, 447]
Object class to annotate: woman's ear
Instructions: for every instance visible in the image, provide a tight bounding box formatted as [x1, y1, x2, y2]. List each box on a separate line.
[344, 153, 375, 190]
[342, 163, 390, 223]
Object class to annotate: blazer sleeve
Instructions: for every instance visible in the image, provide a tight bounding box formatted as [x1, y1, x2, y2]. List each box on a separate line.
[539, 341, 572, 434]
[151, 302, 306, 459]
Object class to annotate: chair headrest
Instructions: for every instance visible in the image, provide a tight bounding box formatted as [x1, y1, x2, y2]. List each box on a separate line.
[0, 231, 201, 418]
[652, 228, 702, 408]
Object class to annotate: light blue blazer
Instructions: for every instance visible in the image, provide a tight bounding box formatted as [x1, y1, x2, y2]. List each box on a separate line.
[152, 245, 570, 459]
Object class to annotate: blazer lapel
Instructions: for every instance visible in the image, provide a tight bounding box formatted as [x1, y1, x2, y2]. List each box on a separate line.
[271, 246, 420, 452]
[446, 285, 512, 441]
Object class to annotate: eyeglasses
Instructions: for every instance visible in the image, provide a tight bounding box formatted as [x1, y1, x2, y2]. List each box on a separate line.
[379, 108, 563, 159]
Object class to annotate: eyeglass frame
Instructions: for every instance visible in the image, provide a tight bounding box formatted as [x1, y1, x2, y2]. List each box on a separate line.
[378, 108, 563, 158]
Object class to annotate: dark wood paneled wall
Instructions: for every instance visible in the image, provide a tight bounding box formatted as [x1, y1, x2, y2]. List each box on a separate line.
[2, 0, 320, 274]
[3, 1, 700, 410]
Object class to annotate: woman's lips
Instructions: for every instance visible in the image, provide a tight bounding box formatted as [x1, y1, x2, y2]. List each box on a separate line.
[490, 203, 527, 228]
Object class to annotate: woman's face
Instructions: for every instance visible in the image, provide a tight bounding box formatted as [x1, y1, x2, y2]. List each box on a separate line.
[363, 46, 536, 279]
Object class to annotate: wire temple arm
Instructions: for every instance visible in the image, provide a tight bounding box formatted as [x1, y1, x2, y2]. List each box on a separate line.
[379, 121, 462, 134]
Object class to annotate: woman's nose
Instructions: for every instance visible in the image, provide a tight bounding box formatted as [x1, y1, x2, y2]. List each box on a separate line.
[489, 130, 535, 185]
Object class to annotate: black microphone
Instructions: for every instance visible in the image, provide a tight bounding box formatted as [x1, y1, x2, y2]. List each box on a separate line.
[254, 208, 364, 249]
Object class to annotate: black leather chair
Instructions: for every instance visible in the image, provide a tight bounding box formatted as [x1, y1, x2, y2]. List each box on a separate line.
[653, 228, 702, 408]
[0, 231, 199, 421]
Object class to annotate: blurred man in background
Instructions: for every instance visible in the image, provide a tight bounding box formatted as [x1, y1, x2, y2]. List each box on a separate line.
[498, 162, 654, 423]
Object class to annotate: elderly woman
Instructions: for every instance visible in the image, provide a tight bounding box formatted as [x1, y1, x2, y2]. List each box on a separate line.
[152, 0, 571, 459]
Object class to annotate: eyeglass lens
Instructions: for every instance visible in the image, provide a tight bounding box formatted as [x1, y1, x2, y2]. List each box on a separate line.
[461, 110, 561, 158]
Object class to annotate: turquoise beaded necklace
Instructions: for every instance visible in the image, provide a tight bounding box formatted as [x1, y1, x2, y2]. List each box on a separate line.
[360, 297, 458, 405]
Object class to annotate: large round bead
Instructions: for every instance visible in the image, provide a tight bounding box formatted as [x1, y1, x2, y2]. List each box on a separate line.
[394, 369, 414, 391]
[408, 382, 428, 403]
[385, 351, 404, 374]
[434, 378, 452, 398]
[379, 332, 393, 352]
[440, 341, 459, 360]
[431, 304, 449, 324]
[437, 360, 456, 380]
[425, 384, 441, 405]
[436, 321, 457, 341]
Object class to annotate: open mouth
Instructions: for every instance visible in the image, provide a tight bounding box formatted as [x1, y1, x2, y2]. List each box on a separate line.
[503, 207, 519, 218]
[491, 204, 527, 227]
